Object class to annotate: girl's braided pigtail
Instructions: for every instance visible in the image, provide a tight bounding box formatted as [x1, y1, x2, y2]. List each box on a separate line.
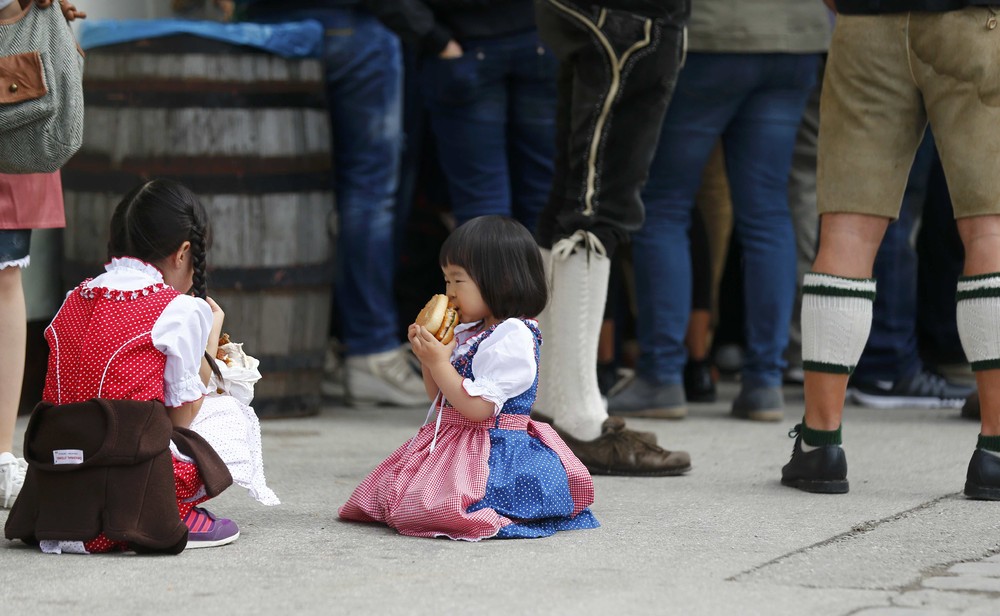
[190, 223, 209, 300]
[190, 223, 223, 384]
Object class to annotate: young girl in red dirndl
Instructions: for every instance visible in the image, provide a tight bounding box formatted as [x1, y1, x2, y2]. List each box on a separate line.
[38, 179, 265, 552]
[339, 215, 599, 540]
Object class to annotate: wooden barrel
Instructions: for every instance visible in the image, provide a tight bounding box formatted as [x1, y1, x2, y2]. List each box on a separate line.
[61, 34, 334, 418]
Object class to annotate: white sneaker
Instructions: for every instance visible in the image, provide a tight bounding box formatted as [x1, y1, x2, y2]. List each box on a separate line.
[345, 348, 428, 407]
[0, 451, 27, 508]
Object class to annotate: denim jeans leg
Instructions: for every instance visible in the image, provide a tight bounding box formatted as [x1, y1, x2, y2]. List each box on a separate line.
[322, 12, 404, 357]
[633, 55, 745, 385]
[421, 41, 512, 226]
[723, 54, 819, 388]
[916, 136, 965, 365]
[506, 33, 559, 233]
[854, 132, 937, 382]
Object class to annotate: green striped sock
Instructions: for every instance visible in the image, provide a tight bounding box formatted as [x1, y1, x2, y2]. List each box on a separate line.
[977, 434, 1000, 453]
[802, 421, 842, 447]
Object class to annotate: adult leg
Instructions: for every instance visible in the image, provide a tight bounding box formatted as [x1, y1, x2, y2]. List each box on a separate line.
[910, 7, 1000, 497]
[421, 36, 512, 224]
[724, 52, 819, 421]
[955, 216, 1000, 498]
[533, 0, 690, 476]
[319, 10, 423, 406]
[783, 12, 925, 493]
[0, 265, 25, 453]
[507, 31, 559, 233]
[610, 52, 743, 419]
[804, 213, 888, 430]
[0, 241, 28, 508]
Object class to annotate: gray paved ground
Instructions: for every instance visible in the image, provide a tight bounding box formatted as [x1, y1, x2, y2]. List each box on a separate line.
[4, 381, 1000, 615]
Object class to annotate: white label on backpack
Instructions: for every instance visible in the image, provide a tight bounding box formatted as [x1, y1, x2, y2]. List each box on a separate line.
[53, 449, 84, 465]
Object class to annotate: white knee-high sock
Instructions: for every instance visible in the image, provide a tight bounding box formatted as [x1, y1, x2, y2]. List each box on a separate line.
[957, 274, 1000, 372]
[535, 232, 610, 441]
[801, 273, 876, 375]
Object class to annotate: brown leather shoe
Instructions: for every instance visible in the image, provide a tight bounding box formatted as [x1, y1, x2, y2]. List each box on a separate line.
[549, 416, 691, 477]
[530, 410, 657, 445]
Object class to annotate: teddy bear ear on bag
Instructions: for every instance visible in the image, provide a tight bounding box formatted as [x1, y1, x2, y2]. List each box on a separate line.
[0, 0, 84, 174]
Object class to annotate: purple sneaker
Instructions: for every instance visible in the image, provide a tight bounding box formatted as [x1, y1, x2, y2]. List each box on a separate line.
[183, 506, 240, 549]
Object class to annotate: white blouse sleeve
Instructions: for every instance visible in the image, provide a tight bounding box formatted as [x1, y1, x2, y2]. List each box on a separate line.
[462, 319, 537, 415]
[152, 295, 213, 408]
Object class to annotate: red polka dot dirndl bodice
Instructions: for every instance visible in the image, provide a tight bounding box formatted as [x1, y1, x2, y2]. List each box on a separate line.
[43, 281, 207, 553]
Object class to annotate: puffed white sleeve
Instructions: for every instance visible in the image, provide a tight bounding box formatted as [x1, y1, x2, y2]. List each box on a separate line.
[462, 319, 537, 415]
[152, 294, 213, 408]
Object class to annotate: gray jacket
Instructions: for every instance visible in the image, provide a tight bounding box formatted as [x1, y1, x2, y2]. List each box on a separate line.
[687, 0, 831, 53]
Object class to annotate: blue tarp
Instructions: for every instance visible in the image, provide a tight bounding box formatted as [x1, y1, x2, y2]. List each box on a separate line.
[77, 19, 324, 58]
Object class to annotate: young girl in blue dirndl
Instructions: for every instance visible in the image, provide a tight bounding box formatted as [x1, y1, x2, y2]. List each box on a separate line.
[339, 216, 599, 540]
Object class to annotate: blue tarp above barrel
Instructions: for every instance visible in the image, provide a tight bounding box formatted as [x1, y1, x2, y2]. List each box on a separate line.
[77, 19, 324, 57]
[63, 20, 335, 418]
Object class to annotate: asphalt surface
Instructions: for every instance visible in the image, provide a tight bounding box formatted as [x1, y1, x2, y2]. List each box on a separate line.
[4, 381, 1000, 616]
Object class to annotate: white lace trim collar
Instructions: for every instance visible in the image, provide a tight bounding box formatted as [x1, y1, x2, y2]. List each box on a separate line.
[105, 257, 164, 282]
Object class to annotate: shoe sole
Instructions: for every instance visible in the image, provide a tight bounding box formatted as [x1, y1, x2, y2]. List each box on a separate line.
[781, 477, 849, 494]
[848, 389, 966, 410]
[346, 379, 427, 408]
[185, 530, 240, 549]
[587, 463, 692, 477]
[731, 409, 783, 422]
[320, 381, 346, 399]
[964, 482, 1000, 500]
[608, 406, 688, 420]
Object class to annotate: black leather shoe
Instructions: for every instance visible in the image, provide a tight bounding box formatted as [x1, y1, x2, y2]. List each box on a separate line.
[684, 358, 716, 403]
[964, 449, 1000, 500]
[780, 424, 849, 494]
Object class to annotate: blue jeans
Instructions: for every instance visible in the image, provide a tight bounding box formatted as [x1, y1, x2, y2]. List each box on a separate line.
[421, 30, 558, 232]
[633, 52, 819, 388]
[249, 8, 404, 357]
[854, 133, 938, 382]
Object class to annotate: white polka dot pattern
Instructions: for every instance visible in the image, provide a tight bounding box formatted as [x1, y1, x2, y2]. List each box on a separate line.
[192, 396, 279, 506]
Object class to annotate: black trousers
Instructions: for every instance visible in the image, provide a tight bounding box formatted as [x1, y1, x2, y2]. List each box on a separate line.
[534, 0, 688, 257]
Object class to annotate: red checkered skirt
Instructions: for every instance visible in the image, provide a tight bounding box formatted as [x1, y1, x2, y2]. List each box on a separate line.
[338, 407, 594, 541]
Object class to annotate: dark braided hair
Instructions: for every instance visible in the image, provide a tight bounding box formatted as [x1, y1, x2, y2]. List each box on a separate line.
[108, 178, 212, 295]
[189, 223, 209, 300]
[108, 179, 222, 380]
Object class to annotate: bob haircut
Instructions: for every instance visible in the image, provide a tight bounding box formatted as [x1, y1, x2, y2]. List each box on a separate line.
[439, 215, 547, 320]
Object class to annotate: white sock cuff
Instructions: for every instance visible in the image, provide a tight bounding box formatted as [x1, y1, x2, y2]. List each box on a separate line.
[801, 273, 876, 374]
[957, 274, 1000, 371]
